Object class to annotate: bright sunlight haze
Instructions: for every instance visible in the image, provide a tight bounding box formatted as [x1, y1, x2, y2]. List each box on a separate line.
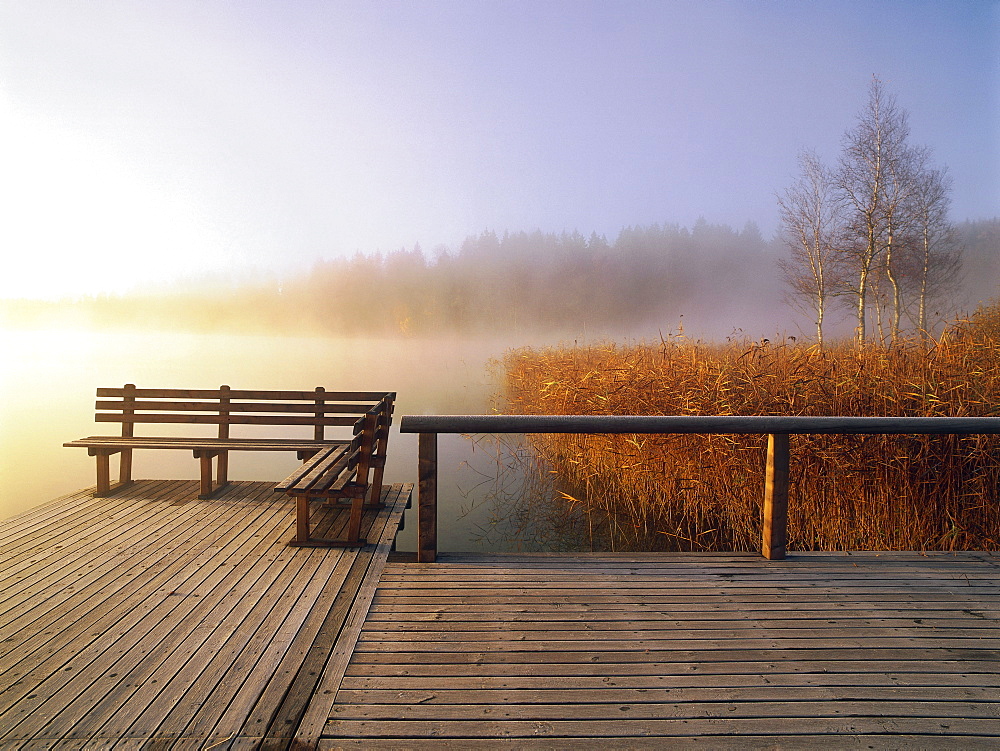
[0, 1, 995, 300]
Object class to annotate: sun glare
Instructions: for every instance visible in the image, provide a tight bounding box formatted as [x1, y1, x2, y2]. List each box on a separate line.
[0, 97, 226, 300]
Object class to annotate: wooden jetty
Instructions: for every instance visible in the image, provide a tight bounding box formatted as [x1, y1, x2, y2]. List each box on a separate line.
[3, 480, 1000, 748]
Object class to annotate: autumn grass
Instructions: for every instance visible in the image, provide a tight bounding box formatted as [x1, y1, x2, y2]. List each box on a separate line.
[500, 305, 1000, 552]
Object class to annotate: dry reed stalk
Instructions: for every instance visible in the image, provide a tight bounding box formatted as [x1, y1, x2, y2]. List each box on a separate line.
[500, 309, 1000, 552]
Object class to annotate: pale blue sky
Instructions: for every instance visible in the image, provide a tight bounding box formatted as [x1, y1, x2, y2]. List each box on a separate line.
[0, 0, 996, 298]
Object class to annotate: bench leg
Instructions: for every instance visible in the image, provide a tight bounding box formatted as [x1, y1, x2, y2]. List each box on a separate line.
[217, 450, 229, 491]
[195, 450, 229, 499]
[295, 495, 311, 544]
[367, 462, 386, 508]
[119, 448, 133, 487]
[93, 449, 131, 497]
[364, 484, 386, 508]
[288, 493, 367, 548]
[96, 453, 111, 497]
[346, 497, 365, 543]
[199, 453, 214, 499]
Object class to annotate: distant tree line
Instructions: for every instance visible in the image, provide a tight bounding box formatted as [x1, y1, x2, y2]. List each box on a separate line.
[286, 220, 776, 336]
[3, 211, 996, 338]
[778, 76, 970, 345]
[0, 221, 778, 336]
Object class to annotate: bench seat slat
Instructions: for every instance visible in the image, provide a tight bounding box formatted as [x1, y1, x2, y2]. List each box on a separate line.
[274, 445, 352, 493]
[327, 474, 364, 496]
[309, 455, 357, 494]
[296, 449, 351, 492]
[274, 433, 373, 494]
[64, 436, 349, 451]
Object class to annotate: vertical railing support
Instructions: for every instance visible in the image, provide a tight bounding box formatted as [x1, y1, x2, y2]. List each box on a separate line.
[417, 432, 438, 563]
[762, 432, 790, 560]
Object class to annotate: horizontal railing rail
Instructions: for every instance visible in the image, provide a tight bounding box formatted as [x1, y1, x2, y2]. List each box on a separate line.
[401, 414, 1000, 435]
[399, 414, 1000, 562]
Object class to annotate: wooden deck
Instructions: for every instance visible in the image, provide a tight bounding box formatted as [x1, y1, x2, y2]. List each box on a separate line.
[0, 479, 410, 749]
[313, 552, 1000, 748]
[4, 483, 1000, 749]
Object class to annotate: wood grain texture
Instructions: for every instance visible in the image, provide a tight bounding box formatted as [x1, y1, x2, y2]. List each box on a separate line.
[417, 432, 437, 563]
[322, 551, 1000, 746]
[761, 432, 789, 560]
[0, 480, 412, 749]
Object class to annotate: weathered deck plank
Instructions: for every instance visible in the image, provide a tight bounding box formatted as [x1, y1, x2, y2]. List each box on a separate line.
[0, 479, 411, 749]
[317, 552, 1000, 747]
[324, 739, 1000, 750]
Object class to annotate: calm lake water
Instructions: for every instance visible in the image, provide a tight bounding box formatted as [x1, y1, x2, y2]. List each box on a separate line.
[0, 325, 567, 552]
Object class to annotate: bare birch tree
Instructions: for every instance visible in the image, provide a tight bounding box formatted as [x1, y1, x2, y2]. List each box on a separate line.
[835, 76, 912, 344]
[778, 77, 963, 344]
[906, 156, 961, 339]
[882, 143, 923, 341]
[777, 150, 842, 345]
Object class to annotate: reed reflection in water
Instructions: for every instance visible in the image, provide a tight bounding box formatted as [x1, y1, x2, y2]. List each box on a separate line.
[454, 434, 608, 552]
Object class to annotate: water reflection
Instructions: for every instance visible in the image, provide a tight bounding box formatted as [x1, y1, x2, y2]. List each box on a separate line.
[450, 434, 606, 552]
[452, 435, 551, 549]
[453, 433, 727, 553]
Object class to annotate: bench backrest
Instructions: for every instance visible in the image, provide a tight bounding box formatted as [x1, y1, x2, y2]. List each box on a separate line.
[95, 385, 394, 443]
[96, 384, 396, 498]
[350, 396, 394, 493]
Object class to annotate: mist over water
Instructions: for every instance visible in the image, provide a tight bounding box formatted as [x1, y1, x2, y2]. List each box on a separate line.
[0, 325, 587, 551]
[3, 218, 997, 547]
[7, 218, 996, 346]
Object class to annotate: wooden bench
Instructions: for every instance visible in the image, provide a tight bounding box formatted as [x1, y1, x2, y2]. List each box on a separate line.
[65, 385, 395, 545]
[274, 399, 393, 547]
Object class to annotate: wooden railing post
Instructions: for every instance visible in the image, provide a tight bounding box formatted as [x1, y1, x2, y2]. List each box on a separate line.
[762, 432, 790, 560]
[417, 432, 438, 563]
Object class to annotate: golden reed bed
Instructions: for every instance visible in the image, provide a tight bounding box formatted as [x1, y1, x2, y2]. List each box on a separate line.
[501, 305, 1000, 552]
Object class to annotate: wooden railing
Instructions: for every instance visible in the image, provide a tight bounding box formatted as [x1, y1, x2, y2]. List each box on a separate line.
[398, 414, 1000, 563]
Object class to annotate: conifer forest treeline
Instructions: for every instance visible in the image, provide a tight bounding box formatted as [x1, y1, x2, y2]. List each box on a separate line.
[5, 217, 997, 339]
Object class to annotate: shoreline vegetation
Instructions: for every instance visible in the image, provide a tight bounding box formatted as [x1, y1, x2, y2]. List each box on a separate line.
[499, 301, 1000, 553]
